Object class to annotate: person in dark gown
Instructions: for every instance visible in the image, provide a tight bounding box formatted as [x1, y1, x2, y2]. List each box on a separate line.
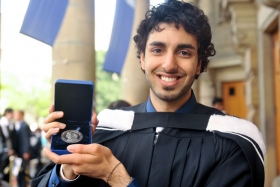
[31, 1, 265, 187]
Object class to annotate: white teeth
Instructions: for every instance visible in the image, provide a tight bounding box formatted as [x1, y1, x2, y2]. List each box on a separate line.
[161, 76, 177, 82]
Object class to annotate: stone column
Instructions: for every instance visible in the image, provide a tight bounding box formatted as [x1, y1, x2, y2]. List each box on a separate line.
[52, 0, 95, 87]
[196, 0, 215, 106]
[121, 0, 149, 105]
[0, 12, 2, 104]
[182, 0, 198, 4]
[228, 2, 259, 124]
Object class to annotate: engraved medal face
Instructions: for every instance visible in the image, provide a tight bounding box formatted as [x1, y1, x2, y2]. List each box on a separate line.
[61, 130, 83, 143]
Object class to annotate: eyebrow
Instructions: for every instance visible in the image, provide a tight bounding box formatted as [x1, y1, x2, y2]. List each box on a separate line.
[149, 41, 166, 47]
[149, 41, 196, 50]
[177, 44, 196, 50]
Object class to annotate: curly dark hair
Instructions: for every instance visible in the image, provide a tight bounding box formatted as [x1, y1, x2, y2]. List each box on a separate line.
[133, 1, 216, 79]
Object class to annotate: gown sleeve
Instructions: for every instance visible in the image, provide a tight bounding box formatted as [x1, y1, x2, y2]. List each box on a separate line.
[205, 137, 251, 186]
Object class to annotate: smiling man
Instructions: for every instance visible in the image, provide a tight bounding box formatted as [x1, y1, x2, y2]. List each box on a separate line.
[140, 23, 201, 112]
[32, 1, 265, 187]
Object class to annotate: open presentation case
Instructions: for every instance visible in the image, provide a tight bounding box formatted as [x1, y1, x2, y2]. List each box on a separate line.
[51, 79, 94, 155]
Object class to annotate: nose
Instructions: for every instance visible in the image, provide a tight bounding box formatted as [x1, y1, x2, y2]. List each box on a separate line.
[162, 53, 178, 73]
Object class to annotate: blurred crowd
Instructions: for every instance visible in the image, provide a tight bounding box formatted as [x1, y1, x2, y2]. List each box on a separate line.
[0, 108, 47, 187]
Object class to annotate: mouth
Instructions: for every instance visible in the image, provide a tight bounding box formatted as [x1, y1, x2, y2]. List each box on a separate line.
[158, 75, 181, 83]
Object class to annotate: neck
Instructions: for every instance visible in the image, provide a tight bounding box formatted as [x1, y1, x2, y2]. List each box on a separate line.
[150, 90, 192, 112]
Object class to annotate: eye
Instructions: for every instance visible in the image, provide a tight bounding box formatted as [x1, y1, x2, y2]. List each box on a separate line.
[179, 50, 191, 56]
[151, 48, 162, 53]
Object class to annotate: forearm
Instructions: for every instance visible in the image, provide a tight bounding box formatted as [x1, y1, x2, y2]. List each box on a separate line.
[107, 163, 132, 187]
[61, 162, 135, 187]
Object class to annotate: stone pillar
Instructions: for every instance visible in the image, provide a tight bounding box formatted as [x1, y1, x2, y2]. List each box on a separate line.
[182, 0, 198, 4]
[0, 12, 1, 60]
[121, 0, 149, 105]
[228, 2, 259, 124]
[52, 0, 95, 87]
[196, 0, 215, 106]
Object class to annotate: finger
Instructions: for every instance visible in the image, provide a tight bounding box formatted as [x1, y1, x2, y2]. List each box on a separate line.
[67, 144, 103, 155]
[91, 113, 98, 134]
[48, 104, 54, 114]
[43, 121, 66, 133]
[43, 122, 65, 143]
[44, 111, 64, 124]
[91, 112, 98, 126]
[91, 124, 96, 135]
[43, 148, 62, 164]
[44, 128, 60, 142]
[44, 148, 89, 165]
[43, 121, 66, 132]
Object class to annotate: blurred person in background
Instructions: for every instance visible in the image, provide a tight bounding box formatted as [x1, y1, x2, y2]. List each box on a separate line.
[0, 123, 4, 183]
[212, 97, 226, 114]
[29, 128, 43, 178]
[0, 108, 14, 183]
[13, 110, 31, 187]
[0, 108, 14, 151]
[108, 100, 131, 109]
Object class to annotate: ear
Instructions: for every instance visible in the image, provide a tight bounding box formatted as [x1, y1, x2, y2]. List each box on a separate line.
[195, 60, 202, 76]
[140, 52, 146, 71]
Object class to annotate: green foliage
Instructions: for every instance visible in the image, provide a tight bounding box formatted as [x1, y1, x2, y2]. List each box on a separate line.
[0, 72, 51, 120]
[95, 50, 122, 113]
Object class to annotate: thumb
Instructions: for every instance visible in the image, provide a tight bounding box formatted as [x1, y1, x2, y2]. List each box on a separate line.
[67, 144, 99, 155]
[91, 112, 98, 135]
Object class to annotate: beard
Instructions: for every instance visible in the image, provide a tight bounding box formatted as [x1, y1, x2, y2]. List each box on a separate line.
[146, 73, 196, 102]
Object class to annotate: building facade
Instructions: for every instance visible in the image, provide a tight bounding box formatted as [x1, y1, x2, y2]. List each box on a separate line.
[198, 0, 279, 186]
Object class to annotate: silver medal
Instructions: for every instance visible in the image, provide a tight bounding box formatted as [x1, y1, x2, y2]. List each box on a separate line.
[61, 130, 83, 143]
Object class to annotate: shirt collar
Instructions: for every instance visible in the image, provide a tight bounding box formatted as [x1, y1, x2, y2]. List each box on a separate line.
[146, 90, 197, 113]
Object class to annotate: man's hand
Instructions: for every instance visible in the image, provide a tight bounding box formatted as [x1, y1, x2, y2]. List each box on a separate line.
[43, 105, 98, 143]
[44, 144, 132, 186]
[43, 105, 131, 186]
[42, 104, 99, 180]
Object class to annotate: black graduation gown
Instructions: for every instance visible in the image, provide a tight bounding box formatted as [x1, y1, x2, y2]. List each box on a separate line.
[31, 103, 264, 187]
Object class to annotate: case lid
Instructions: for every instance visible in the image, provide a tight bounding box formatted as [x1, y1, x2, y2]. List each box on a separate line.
[54, 79, 94, 122]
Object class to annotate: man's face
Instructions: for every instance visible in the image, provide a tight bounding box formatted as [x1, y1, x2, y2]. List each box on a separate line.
[140, 23, 201, 103]
[14, 112, 23, 121]
[6, 112, 13, 120]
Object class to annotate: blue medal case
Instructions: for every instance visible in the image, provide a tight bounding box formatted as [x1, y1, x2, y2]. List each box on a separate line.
[50, 79, 94, 155]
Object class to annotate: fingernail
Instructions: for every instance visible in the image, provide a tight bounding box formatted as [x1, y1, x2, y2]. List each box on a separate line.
[57, 111, 63, 117]
[53, 128, 59, 135]
[60, 123, 66, 128]
[67, 145, 75, 151]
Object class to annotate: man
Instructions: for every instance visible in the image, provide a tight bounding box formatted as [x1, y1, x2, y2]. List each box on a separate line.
[29, 128, 43, 178]
[13, 110, 31, 187]
[0, 108, 14, 151]
[0, 108, 14, 182]
[32, 1, 265, 187]
[0, 123, 4, 182]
